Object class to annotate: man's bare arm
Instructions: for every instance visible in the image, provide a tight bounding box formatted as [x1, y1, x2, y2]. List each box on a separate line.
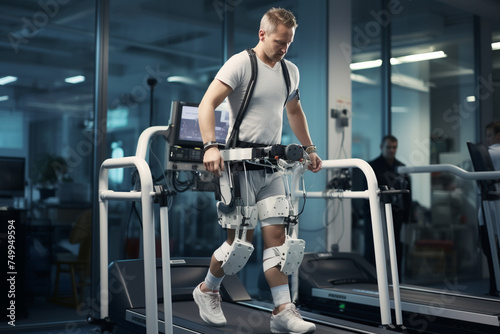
[198, 79, 233, 176]
[286, 98, 322, 173]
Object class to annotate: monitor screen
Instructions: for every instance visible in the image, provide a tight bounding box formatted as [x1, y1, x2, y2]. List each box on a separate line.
[0, 157, 25, 198]
[171, 101, 230, 147]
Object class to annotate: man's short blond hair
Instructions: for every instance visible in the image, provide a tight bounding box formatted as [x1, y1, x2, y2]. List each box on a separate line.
[260, 7, 298, 34]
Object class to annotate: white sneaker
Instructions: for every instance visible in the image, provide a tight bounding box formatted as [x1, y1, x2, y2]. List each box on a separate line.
[270, 303, 316, 334]
[192, 283, 227, 326]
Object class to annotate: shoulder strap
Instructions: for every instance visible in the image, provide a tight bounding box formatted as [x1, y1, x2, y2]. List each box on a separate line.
[280, 59, 291, 107]
[225, 48, 258, 148]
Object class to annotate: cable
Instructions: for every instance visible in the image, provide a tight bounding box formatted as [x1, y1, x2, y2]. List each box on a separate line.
[240, 162, 251, 223]
[334, 127, 347, 159]
[298, 196, 342, 233]
[149, 139, 169, 187]
[171, 170, 195, 192]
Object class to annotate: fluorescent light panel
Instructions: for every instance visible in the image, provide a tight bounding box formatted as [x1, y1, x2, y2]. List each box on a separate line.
[391, 51, 447, 64]
[167, 76, 198, 85]
[493, 42, 500, 50]
[65, 75, 85, 84]
[0, 76, 17, 85]
[0, 95, 9, 101]
[350, 59, 382, 70]
[466, 96, 476, 102]
[351, 51, 447, 70]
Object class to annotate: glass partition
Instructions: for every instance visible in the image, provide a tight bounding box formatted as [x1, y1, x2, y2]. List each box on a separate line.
[390, 0, 478, 286]
[0, 0, 96, 327]
[350, 0, 384, 255]
[105, 1, 225, 264]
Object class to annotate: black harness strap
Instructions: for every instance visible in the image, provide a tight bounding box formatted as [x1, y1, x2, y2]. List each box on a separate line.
[226, 49, 258, 149]
[280, 59, 291, 107]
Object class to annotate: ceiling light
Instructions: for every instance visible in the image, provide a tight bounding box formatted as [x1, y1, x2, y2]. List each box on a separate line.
[492, 42, 500, 50]
[350, 51, 447, 71]
[351, 73, 377, 85]
[350, 59, 382, 70]
[167, 76, 198, 85]
[391, 51, 447, 64]
[391, 106, 409, 113]
[0, 95, 9, 101]
[0, 76, 18, 85]
[466, 96, 476, 102]
[65, 75, 85, 84]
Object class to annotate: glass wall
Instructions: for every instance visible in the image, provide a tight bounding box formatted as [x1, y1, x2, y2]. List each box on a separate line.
[391, 0, 478, 285]
[0, 0, 96, 327]
[105, 0, 225, 265]
[351, 0, 486, 288]
[350, 0, 383, 255]
[494, 27, 500, 120]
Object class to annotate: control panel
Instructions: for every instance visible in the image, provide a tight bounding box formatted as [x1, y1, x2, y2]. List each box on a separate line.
[169, 146, 204, 163]
[167, 146, 204, 171]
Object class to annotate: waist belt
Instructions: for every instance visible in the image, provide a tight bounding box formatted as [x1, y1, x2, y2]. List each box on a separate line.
[231, 161, 275, 173]
[235, 141, 272, 148]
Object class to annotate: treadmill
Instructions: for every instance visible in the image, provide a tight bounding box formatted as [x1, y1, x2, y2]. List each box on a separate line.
[95, 127, 402, 333]
[107, 257, 393, 334]
[296, 162, 500, 334]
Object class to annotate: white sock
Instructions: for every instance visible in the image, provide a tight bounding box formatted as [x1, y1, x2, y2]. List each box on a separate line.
[270, 284, 291, 307]
[203, 270, 224, 292]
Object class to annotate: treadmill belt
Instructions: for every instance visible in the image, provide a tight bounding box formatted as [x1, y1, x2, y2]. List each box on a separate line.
[126, 300, 385, 333]
[171, 301, 362, 333]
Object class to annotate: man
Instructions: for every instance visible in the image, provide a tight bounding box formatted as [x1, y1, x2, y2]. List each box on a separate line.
[193, 7, 321, 334]
[364, 135, 411, 276]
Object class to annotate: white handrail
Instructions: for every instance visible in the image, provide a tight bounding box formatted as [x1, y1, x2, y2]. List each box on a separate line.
[135, 126, 170, 160]
[398, 164, 500, 180]
[291, 158, 395, 326]
[99, 126, 173, 334]
[99, 156, 158, 333]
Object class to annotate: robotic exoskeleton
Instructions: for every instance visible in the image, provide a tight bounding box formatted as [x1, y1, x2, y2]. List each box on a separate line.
[213, 144, 310, 276]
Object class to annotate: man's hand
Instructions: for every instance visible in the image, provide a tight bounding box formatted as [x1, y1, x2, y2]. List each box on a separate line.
[307, 152, 322, 173]
[203, 147, 225, 177]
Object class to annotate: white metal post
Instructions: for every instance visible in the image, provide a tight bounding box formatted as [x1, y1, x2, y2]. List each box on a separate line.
[160, 205, 173, 332]
[384, 202, 403, 326]
[98, 168, 109, 319]
[291, 158, 393, 326]
[99, 157, 159, 334]
[99, 126, 172, 334]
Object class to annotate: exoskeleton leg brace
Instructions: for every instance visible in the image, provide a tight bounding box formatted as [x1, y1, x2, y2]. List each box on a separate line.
[259, 195, 306, 276]
[214, 166, 257, 275]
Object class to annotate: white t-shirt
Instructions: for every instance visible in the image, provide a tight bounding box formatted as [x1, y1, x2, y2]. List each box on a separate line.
[216, 50, 300, 145]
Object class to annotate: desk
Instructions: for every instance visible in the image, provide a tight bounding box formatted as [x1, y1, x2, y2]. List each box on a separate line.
[28, 202, 91, 299]
[405, 223, 477, 281]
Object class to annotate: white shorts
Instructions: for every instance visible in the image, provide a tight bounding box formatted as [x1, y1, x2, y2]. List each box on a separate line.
[224, 169, 286, 228]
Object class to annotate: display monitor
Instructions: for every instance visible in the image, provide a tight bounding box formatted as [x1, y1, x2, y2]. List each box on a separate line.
[170, 101, 230, 147]
[0, 157, 26, 198]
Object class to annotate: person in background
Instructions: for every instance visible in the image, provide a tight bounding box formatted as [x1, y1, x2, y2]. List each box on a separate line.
[364, 135, 411, 278]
